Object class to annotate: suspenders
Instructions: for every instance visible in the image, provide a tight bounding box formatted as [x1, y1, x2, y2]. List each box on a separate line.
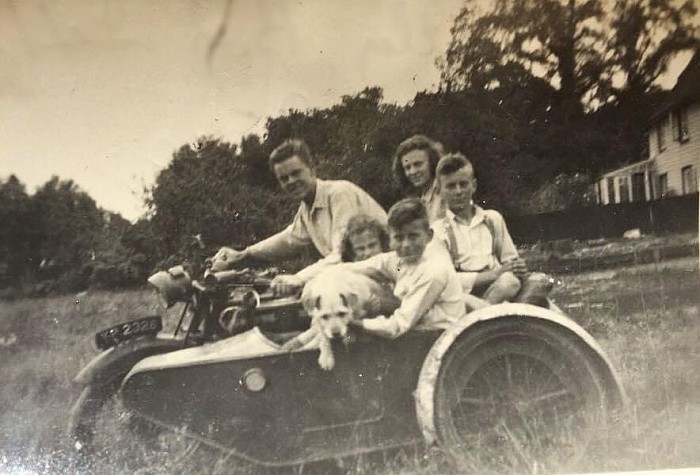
[443, 212, 502, 270]
[443, 220, 462, 270]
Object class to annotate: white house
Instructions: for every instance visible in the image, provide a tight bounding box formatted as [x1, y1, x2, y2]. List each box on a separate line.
[596, 51, 700, 204]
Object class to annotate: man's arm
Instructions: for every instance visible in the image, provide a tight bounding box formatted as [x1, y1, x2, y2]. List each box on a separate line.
[339, 253, 393, 283]
[488, 211, 527, 277]
[212, 205, 315, 271]
[246, 209, 313, 262]
[295, 183, 387, 282]
[361, 268, 448, 339]
[458, 213, 526, 291]
[489, 210, 520, 264]
[295, 252, 342, 283]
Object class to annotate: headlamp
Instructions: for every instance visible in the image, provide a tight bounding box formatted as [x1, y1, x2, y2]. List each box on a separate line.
[147, 265, 193, 308]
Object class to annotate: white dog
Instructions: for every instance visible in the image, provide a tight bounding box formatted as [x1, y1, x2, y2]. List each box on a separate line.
[281, 267, 398, 370]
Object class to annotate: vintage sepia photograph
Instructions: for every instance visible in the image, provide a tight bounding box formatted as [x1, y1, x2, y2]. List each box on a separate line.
[1, 0, 699, 473]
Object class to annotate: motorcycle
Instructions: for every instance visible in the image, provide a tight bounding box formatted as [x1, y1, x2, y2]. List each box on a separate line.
[68, 261, 626, 473]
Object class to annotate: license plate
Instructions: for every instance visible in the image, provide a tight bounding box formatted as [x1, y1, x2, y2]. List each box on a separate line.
[95, 316, 162, 350]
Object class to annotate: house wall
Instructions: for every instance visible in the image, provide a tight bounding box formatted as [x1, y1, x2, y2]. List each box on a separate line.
[649, 102, 700, 196]
[596, 167, 652, 204]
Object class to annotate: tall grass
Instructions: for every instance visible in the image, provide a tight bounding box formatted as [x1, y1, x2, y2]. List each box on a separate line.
[0, 258, 698, 474]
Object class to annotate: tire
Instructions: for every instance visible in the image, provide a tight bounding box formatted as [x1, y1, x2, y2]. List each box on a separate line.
[429, 316, 621, 474]
[68, 371, 134, 457]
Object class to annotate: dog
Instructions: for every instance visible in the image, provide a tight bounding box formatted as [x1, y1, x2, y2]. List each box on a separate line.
[281, 267, 399, 370]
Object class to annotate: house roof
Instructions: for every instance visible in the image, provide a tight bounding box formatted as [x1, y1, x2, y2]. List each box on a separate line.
[650, 50, 700, 124]
[599, 158, 654, 180]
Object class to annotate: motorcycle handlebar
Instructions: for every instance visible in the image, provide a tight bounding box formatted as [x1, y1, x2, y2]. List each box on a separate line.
[203, 269, 272, 289]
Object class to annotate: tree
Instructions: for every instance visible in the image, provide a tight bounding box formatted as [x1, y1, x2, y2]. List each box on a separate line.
[0, 175, 39, 285]
[439, 0, 698, 187]
[147, 136, 296, 260]
[440, 0, 607, 118]
[607, 0, 699, 107]
[33, 177, 103, 267]
[239, 133, 274, 187]
[440, 0, 698, 115]
[603, 0, 699, 163]
[30, 177, 106, 290]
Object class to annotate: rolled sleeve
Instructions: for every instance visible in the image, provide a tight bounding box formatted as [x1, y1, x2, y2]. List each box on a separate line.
[490, 211, 519, 263]
[365, 270, 447, 339]
[247, 210, 312, 262]
[339, 253, 392, 282]
[328, 183, 387, 251]
[295, 251, 342, 283]
[297, 181, 387, 280]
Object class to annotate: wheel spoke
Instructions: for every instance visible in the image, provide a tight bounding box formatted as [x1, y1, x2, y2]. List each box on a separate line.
[435, 326, 617, 475]
[458, 396, 491, 406]
[504, 354, 512, 388]
[530, 388, 572, 405]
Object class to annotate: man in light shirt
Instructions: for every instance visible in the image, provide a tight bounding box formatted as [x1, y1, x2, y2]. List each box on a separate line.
[431, 153, 527, 306]
[211, 139, 387, 295]
[343, 198, 464, 339]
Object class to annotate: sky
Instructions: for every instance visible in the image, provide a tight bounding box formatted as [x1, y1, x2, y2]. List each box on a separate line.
[0, 0, 693, 221]
[0, 0, 464, 221]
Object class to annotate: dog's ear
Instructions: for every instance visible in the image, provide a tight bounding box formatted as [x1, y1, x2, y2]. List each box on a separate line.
[315, 295, 322, 310]
[341, 292, 359, 311]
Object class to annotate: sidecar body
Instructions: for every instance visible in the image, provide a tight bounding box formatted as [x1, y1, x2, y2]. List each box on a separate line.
[119, 296, 625, 469]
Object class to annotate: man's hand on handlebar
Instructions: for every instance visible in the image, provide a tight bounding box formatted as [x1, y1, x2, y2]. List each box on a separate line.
[270, 274, 303, 296]
[210, 247, 248, 272]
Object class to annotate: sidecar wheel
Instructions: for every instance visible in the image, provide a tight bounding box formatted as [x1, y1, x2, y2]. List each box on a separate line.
[425, 316, 622, 474]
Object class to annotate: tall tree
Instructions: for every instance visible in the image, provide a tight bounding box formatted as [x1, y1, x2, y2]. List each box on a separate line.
[147, 136, 296, 259]
[30, 177, 106, 289]
[440, 0, 607, 118]
[607, 0, 699, 107]
[0, 175, 38, 284]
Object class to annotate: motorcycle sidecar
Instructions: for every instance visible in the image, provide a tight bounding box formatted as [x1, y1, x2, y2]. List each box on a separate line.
[119, 299, 625, 472]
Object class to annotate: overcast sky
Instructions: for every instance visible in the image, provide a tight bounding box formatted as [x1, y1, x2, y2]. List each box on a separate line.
[0, 0, 692, 221]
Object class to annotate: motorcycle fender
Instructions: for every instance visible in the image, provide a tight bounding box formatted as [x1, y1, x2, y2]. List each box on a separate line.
[414, 302, 628, 445]
[73, 335, 183, 387]
[74, 347, 116, 384]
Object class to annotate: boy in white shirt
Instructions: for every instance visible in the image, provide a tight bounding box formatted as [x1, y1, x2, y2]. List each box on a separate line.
[343, 198, 465, 339]
[431, 153, 527, 306]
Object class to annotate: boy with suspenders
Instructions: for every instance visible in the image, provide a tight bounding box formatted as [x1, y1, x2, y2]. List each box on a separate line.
[431, 153, 528, 309]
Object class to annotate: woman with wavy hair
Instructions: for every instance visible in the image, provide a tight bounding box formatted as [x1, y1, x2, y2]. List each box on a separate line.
[391, 134, 445, 222]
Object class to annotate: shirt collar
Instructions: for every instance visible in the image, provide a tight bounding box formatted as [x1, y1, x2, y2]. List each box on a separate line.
[445, 203, 485, 228]
[305, 178, 328, 211]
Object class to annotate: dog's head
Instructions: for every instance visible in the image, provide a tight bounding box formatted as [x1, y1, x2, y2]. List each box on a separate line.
[308, 292, 356, 340]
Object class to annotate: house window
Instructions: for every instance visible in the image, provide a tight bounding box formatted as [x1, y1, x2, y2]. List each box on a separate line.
[607, 177, 615, 204]
[682, 166, 698, 194]
[618, 176, 630, 203]
[658, 173, 668, 198]
[657, 117, 667, 152]
[672, 108, 690, 143]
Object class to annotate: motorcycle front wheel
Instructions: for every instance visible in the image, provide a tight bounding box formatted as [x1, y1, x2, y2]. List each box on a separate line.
[68, 370, 155, 469]
[68, 371, 240, 473]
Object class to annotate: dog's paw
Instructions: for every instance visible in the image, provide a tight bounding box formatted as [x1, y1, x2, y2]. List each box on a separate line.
[318, 351, 335, 371]
[280, 337, 302, 352]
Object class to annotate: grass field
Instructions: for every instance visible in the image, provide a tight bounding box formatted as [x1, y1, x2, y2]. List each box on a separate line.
[0, 256, 698, 474]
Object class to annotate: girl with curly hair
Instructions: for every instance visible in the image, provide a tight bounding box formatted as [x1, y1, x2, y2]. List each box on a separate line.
[340, 214, 390, 262]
